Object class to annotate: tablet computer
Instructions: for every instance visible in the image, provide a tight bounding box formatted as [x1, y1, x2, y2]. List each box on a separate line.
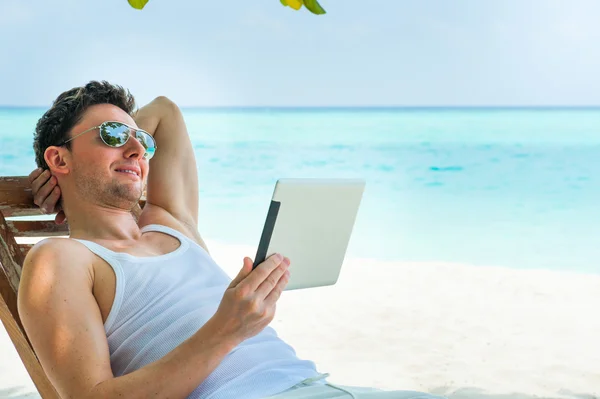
[253, 178, 366, 290]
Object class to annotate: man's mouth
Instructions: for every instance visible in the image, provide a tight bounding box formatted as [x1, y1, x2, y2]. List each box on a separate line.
[115, 168, 140, 177]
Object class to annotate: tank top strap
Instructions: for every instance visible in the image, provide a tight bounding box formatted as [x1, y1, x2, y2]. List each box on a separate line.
[140, 224, 195, 247]
[70, 224, 193, 264]
[72, 237, 121, 262]
[71, 238, 125, 333]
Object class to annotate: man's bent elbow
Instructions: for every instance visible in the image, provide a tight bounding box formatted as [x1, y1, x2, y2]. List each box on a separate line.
[152, 95, 180, 115]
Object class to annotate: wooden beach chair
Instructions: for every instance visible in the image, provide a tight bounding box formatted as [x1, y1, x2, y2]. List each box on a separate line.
[0, 176, 145, 399]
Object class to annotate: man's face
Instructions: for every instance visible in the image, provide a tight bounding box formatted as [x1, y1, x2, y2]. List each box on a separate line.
[65, 104, 149, 210]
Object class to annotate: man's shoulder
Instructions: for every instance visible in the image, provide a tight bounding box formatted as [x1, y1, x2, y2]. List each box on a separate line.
[22, 237, 94, 283]
[18, 237, 95, 313]
[28, 236, 91, 260]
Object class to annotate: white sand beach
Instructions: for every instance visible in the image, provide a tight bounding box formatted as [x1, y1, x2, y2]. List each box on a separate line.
[1, 239, 599, 399]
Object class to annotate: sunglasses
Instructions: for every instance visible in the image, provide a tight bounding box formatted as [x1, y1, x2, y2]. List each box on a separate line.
[62, 121, 157, 160]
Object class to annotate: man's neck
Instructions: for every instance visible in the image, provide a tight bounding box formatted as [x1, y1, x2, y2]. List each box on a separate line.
[65, 200, 142, 243]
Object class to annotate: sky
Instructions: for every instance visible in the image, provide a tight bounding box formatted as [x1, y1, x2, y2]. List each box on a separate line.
[0, 0, 599, 107]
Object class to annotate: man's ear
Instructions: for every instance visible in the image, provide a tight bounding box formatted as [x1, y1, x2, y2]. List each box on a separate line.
[44, 146, 70, 176]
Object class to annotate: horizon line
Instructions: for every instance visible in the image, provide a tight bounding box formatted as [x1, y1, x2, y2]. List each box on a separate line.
[0, 104, 600, 111]
[1, 105, 600, 110]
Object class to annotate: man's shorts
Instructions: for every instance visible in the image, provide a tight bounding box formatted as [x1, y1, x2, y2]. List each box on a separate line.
[264, 374, 447, 399]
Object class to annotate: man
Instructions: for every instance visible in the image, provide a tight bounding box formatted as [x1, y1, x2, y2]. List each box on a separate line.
[22, 81, 444, 399]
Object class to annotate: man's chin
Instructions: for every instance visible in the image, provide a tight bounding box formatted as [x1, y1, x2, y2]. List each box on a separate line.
[126, 191, 144, 207]
[108, 186, 143, 208]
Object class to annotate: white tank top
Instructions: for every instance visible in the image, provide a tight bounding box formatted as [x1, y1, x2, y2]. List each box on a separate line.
[73, 224, 322, 399]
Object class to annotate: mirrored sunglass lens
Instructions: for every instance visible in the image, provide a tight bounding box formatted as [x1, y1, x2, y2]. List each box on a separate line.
[101, 122, 129, 146]
[144, 147, 156, 159]
[136, 131, 156, 159]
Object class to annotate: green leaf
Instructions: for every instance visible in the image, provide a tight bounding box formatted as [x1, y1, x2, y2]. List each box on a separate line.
[303, 0, 326, 14]
[280, 0, 288, 6]
[128, 0, 149, 10]
[285, 0, 303, 10]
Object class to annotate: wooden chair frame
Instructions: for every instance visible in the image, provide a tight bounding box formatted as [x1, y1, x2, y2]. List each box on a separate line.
[0, 176, 144, 399]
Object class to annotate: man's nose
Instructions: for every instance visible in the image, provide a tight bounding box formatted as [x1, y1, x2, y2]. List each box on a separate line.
[123, 134, 146, 159]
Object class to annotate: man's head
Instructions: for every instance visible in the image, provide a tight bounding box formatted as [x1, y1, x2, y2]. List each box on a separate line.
[33, 81, 149, 213]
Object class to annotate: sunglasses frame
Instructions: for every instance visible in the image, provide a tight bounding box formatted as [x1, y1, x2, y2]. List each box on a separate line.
[61, 121, 157, 159]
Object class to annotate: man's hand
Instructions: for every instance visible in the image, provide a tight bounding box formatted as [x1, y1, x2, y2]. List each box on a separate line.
[209, 254, 291, 344]
[28, 168, 66, 224]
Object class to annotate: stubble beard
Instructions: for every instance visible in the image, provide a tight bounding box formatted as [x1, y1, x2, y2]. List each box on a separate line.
[75, 169, 142, 211]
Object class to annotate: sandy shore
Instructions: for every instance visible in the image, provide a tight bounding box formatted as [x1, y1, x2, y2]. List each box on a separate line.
[1, 239, 599, 399]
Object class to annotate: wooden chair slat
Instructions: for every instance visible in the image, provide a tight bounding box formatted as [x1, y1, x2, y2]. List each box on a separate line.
[1, 298, 61, 398]
[0, 213, 27, 366]
[0, 215, 23, 294]
[5, 220, 69, 238]
[0, 177, 40, 216]
[1, 208, 45, 217]
[1, 210, 61, 398]
[19, 243, 34, 258]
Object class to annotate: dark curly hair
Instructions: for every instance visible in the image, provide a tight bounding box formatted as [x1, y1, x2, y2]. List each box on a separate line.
[33, 81, 136, 169]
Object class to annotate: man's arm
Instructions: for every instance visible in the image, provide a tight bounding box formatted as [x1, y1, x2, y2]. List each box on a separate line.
[132, 97, 206, 246]
[18, 240, 241, 399]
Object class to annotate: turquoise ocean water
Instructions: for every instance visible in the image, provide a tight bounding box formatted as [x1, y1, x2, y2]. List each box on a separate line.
[1, 107, 599, 274]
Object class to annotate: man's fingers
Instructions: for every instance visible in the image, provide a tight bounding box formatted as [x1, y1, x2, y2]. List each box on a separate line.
[35, 176, 58, 211]
[30, 170, 52, 204]
[55, 210, 67, 225]
[40, 186, 61, 214]
[27, 168, 43, 184]
[264, 269, 290, 307]
[244, 253, 285, 292]
[229, 257, 253, 289]
[255, 257, 290, 299]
